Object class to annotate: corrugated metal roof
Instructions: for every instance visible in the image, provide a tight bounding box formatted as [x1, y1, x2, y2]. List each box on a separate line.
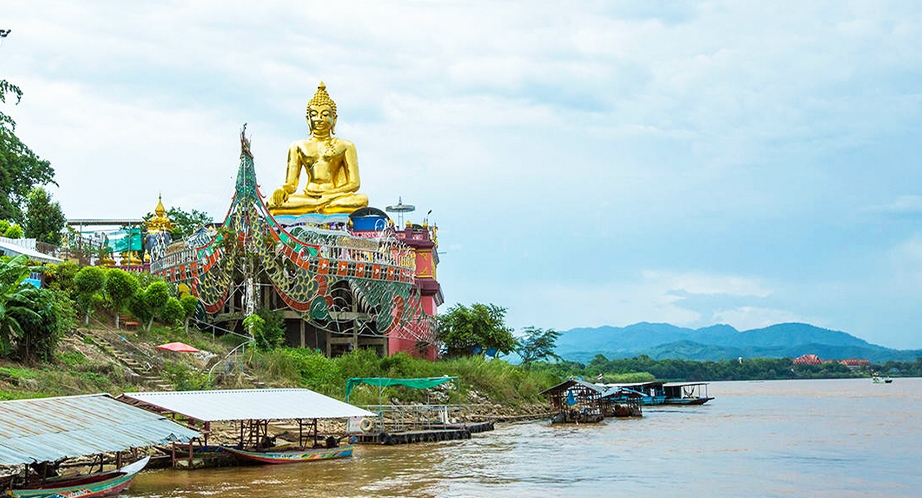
[0, 239, 63, 265]
[539, 378, 606, 396]
[120, 389, 375, 422]
[0, 394, 200, 466]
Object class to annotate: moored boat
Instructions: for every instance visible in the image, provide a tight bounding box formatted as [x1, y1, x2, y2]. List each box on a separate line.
[221, 445, 353, 464]
[8, 456, 150, 498]
[601, 381, 714, 406]
[662, 382, 714, 405]
[871, 375, 893, 384]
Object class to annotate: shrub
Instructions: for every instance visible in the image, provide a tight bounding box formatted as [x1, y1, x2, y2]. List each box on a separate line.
[104, 268, 139, 323]
[3, 224, 23, 239]
[159, 297, 185, 327]
[73, 266, 106, 324]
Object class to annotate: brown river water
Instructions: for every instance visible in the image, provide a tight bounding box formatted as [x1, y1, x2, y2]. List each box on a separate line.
[122, 378, 922, 497]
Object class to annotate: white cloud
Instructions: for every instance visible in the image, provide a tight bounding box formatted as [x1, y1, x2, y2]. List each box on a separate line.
[860, 196, 922, 217]
[5, 0, 922, 349]
[641, 270, 772, 298]
[712, 306, 817, 332]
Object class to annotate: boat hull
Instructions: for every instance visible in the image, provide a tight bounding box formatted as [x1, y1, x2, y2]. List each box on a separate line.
[222, 445, 354, 464]
[10, 456, 150, 498]
[619, 396, 713, 406]
[662, 397, 714, 406]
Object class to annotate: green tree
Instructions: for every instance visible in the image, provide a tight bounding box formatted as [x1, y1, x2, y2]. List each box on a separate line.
[127, 291, 153, 331]
[104, 268, 139, 328]
[23, 187, 66, 245]
[139, 280, 170, 330]
[4, 223, 23, 239]
[1, 80, 56, 223]
[179, 294, 198, 333]
[73, 266, 107, 325]
[242, 314, 264, 339]
[254, 307, 285, 351]
[0, 220, 9, 234]
[159, 297, 186, 327]
[516, 326, 561, 365]
[44, 260, 80, 295]
[437, 303, 517, 358]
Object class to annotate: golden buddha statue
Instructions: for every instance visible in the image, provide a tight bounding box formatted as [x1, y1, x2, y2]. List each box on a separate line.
[146, 195, 174, 234]
[267, 82, 369, 215]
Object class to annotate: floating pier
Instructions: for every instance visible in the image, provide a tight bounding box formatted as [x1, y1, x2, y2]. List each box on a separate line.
[350, 421, 495, 445]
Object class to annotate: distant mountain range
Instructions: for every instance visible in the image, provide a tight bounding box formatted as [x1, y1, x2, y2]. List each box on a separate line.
[554, 322, 922, 363]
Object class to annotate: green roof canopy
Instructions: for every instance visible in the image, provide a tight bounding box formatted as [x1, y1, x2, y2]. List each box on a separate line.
[345, 377, 457, 402]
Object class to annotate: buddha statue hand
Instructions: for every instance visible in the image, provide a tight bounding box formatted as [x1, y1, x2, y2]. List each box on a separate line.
[270, 188, 290, 207]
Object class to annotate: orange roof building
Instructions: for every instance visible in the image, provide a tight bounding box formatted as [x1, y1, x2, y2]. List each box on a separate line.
[792, 354, 823, 365]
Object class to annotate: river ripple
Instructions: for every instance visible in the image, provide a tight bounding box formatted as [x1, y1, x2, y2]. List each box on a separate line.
[123, 377, 922, 497]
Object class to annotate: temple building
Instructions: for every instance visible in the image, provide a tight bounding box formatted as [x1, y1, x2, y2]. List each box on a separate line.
[149, 84, 441, 359]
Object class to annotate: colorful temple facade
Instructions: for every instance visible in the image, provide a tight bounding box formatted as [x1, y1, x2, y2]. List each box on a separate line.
[149, 84, 441, 358]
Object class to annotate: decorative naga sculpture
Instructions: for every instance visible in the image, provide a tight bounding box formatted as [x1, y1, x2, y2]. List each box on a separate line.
[267, 82, 369, 215]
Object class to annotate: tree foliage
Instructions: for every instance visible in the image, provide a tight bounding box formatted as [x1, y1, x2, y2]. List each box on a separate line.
[516, 326, 561, 365]
[73, 266, 106, 324]
[3, 223, 23, 239]
[437, 303, 517, 358]
[159, 297, 185, 327]
[44, 261, 80, 294]
[23, 187, 66, 245]
[1, 80, 56, 223]
[0, 255, 74, 363]
[541, 354, 922, 382]
[130, 280, 170, 331]
[0, 255, 35, 356]
[253, 307, 285, 351]
[104, 269, 139, 328]
[8, 286, 75, 363]
[179, 294, 198, 333]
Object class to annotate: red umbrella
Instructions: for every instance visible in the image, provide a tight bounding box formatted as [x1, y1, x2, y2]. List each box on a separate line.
[156, 342, 199, 353]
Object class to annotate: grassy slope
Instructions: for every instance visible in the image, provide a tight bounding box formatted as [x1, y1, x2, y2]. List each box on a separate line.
[0, 323, 561, 416]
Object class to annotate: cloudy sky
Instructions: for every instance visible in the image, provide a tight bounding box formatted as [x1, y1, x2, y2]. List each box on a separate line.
[4, 1, 922, 348]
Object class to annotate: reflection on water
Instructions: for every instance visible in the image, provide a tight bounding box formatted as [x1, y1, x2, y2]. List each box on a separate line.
[123, 378, 922, 498]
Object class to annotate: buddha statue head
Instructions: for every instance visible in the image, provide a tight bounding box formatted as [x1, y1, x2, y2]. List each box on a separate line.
[306, 82, 337, 136]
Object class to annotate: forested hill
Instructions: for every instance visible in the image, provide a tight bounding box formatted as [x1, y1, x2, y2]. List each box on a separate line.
[554, 322, 922, 363]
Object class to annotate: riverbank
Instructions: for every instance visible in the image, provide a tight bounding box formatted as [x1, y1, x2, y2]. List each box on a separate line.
[0, 322, 560, 422]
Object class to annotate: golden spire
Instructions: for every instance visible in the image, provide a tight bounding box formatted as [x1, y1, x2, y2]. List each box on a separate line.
[147, 194, 173, 233]
[155, 194, 166, 217]
[307, 81, 337, 115]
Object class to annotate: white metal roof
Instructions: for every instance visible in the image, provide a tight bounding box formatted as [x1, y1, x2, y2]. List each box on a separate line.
[120, 388, 375, 422]
[0, 394, 201, 466]
[0, 239, 63, 265]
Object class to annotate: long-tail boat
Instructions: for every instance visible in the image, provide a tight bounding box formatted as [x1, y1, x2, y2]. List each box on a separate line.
[8, 456, 150, 498]
[221, 444, 353, 464]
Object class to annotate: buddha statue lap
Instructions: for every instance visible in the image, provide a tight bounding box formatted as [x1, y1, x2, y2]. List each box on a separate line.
[267, 82, 369, 215]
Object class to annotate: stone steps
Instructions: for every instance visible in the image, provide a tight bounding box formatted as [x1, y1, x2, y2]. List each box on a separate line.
[73, 328, 172, 391]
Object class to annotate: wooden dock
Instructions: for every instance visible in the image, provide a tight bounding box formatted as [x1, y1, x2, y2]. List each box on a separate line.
[349, 421, 495, 445]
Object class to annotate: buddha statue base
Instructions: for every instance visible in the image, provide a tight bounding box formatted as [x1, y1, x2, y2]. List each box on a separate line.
[271, 211, 352, 229]
[267, 205, 360, 216]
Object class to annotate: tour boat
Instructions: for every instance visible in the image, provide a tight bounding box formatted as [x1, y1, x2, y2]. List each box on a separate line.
[602, 381, 714, 406]
[8, 456, 150, 498]
[221, 445, 354, 464]
[871, 375, 893, 384]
